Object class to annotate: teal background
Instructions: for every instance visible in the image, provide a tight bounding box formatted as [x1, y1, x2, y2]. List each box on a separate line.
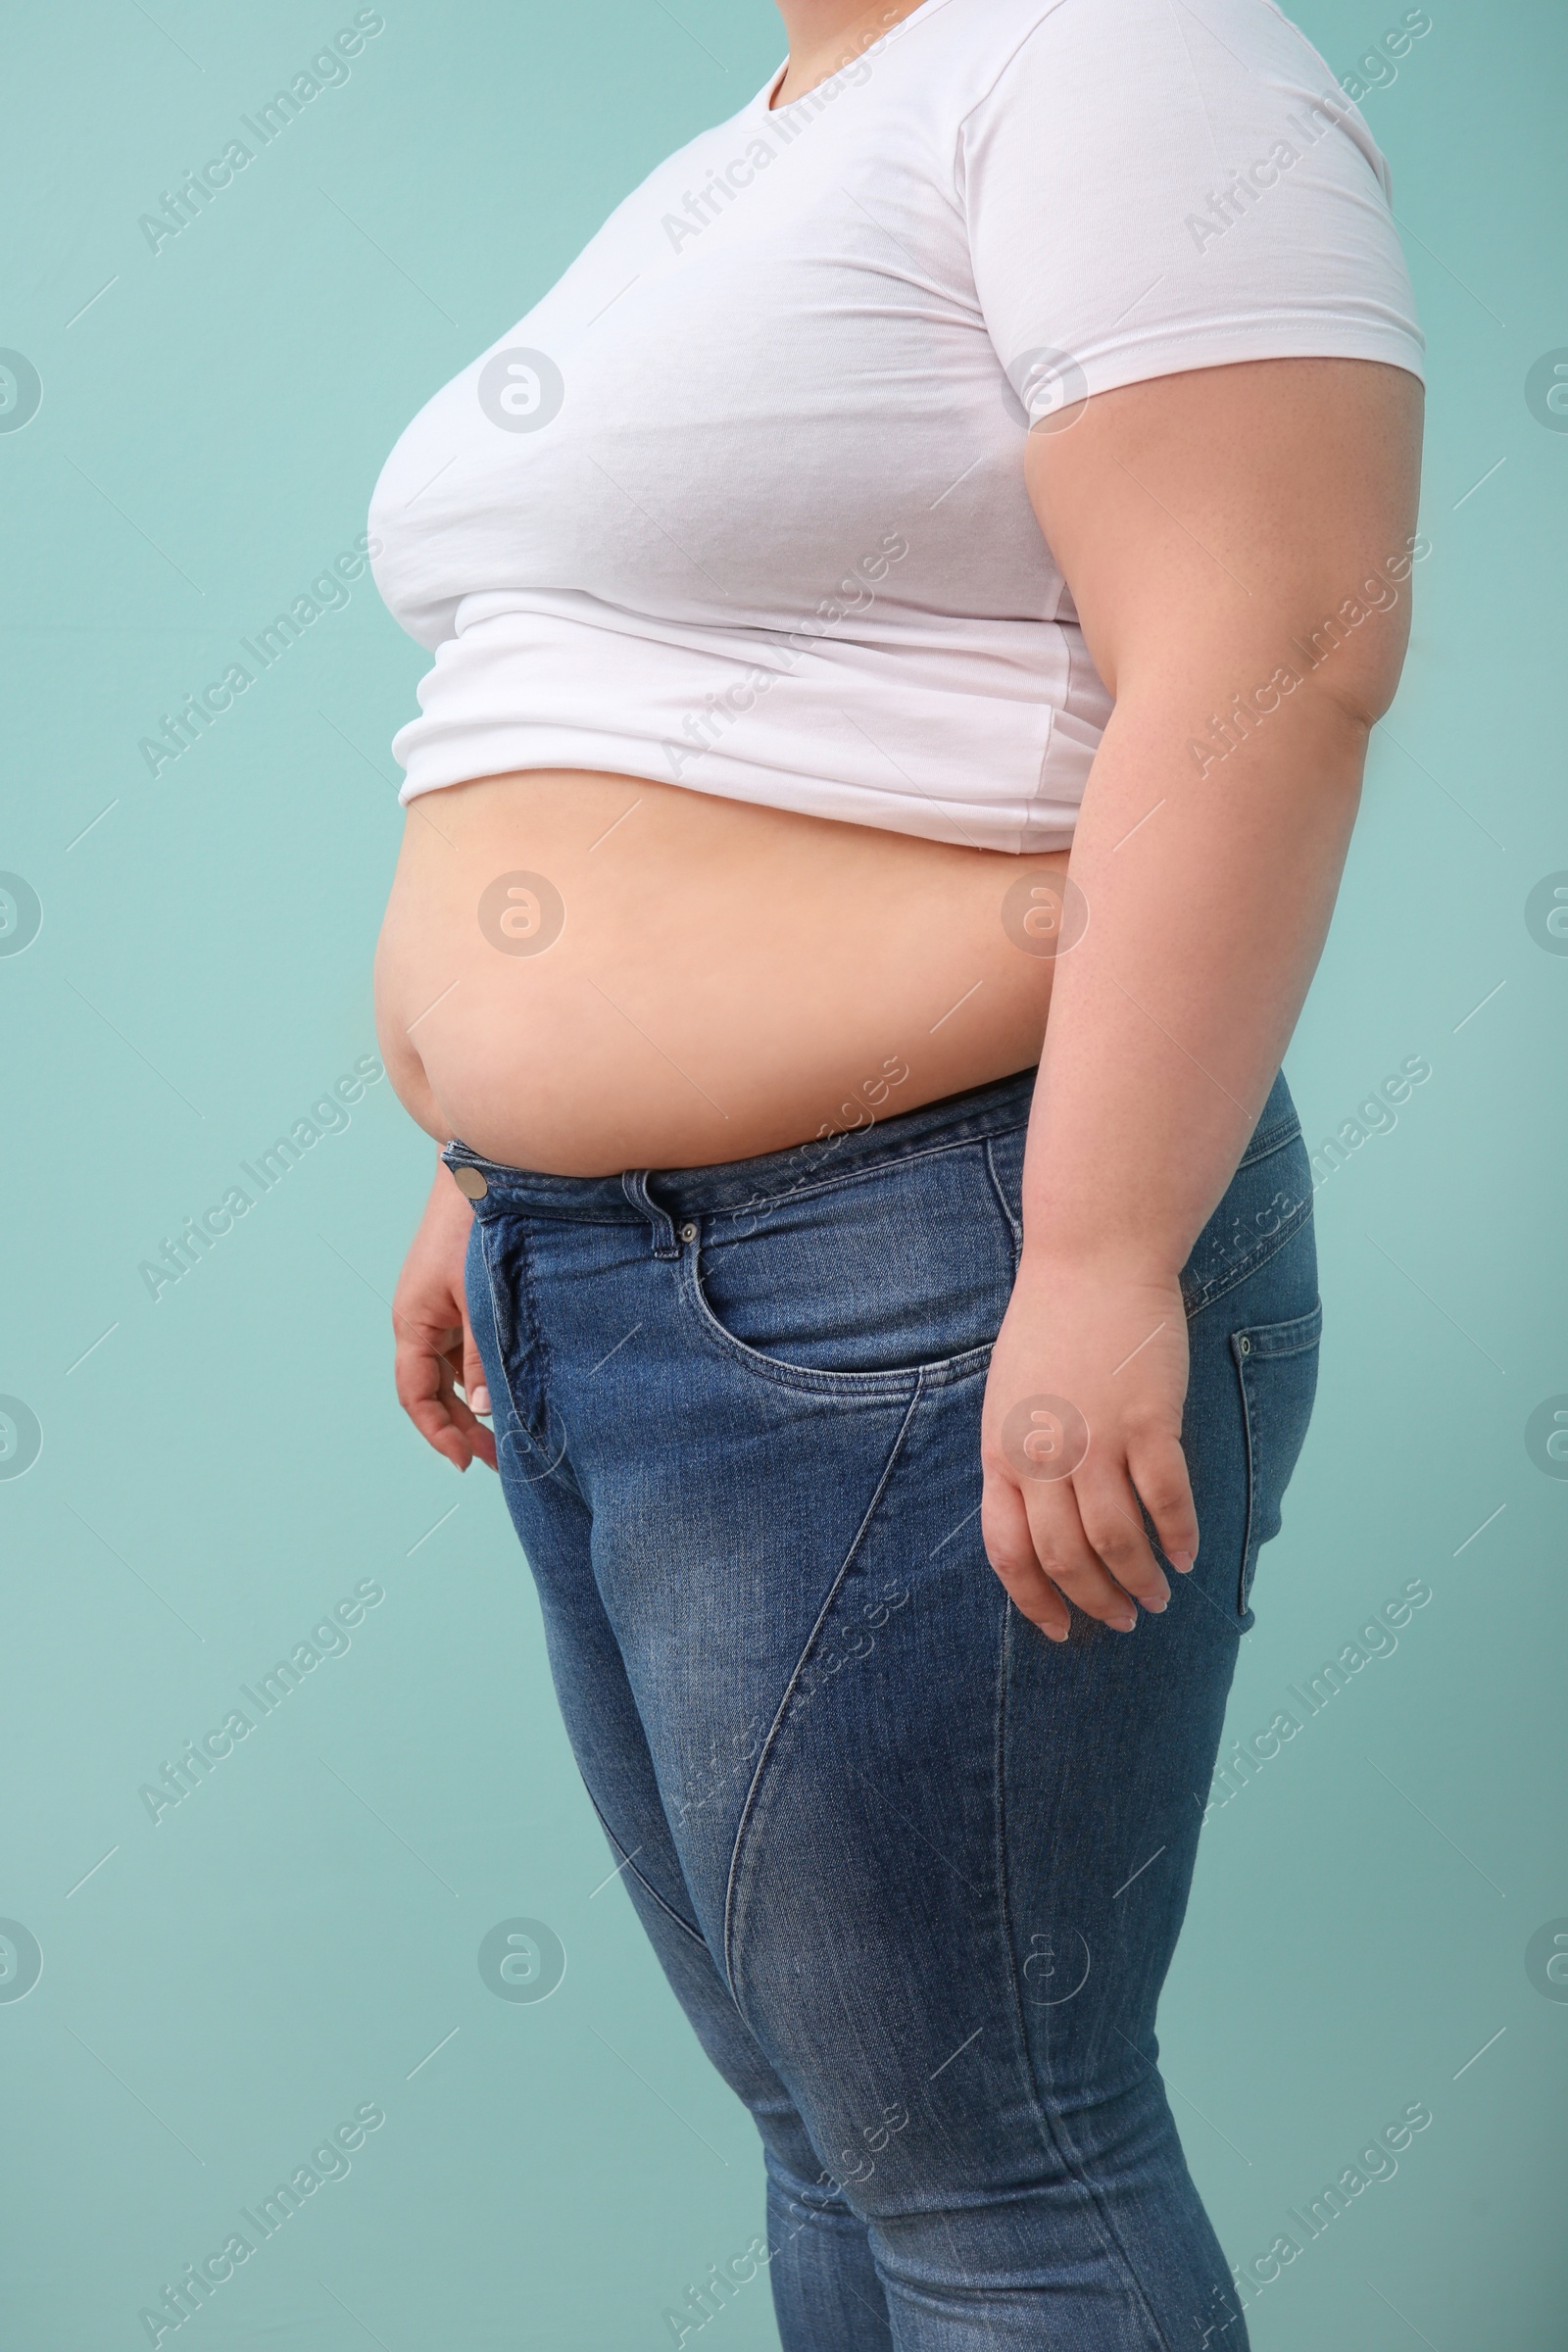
[1, 1, 1563, 2344]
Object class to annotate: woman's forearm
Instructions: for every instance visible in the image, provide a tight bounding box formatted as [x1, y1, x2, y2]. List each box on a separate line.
[1020, 671, 1367, 1272]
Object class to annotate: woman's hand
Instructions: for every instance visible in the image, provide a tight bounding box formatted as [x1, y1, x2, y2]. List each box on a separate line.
[979, 1252, 1198, 1640]
[392, 1164, 497, 1473]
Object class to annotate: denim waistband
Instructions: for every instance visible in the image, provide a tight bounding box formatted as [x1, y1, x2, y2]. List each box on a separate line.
[443, 1063, 1042, 1223]
[444, 1062, 1298, 1226]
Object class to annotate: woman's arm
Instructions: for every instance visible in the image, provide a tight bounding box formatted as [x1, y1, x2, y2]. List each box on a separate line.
[980, 356, 1423, 1639]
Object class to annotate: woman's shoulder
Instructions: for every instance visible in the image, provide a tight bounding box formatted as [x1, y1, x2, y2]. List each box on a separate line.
[940, 0, 1351, 105]
[947, 0, 1393, 204]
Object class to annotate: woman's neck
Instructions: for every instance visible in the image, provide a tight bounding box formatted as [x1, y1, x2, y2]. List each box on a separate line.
[769, 0, 931, 106]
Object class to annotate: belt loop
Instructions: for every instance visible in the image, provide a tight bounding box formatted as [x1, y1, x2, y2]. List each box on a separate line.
[622, 1168, 680, 1258]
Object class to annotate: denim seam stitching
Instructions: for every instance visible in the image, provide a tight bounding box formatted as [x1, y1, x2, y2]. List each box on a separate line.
[1236, 1113, 1301, 1171]
[1186, 1197, 1316, 1324]
[1230, 1302, 1321, 1618]
[585, 1790, 710, 1951]
[446, 1106, 1039, 1225]
[996, 1608, 1175, 2352]
[473, 1216, 532, 1453]
[725, 1105, 1294, 1260]
[984, 1134, 1024, 1253]
[1235, 1334, 1264, 1622]
[512, 1213, 560, 1461]
[720, 1380, 926, 2008]
[485, 1213, 581, 1493]
[705, 1122, 1034, 1225]
[683, 1244, 994, 1398]
[1239, 1302, 1323, 1360]
[687, 1102, 1289, 1230]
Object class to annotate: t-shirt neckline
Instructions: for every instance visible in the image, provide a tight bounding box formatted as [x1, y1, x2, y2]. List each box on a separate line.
[754, 0, 948, 117]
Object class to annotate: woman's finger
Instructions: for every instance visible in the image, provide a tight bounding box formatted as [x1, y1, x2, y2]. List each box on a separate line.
[1019, 1478, 1142, 1630]
[450, 1328, 498, 1469]
[438, 1330, 498, 1472]
[395, 1332, 475, 1471]
[446, 1380, 498, 1470]
[463, 1326, 492, 1423]
[432, 1327, 496, 1471]
[1070, 1466, 1171, 1612]
[980, 1474, 1070, 1641]
[1126, 1429, 1200, 1572]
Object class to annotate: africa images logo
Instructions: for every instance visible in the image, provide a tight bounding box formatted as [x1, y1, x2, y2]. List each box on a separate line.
[0, 350, 42, 434]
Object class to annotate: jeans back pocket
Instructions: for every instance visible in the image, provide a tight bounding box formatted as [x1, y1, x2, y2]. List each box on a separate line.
[1232, 1301, 1323, 1623]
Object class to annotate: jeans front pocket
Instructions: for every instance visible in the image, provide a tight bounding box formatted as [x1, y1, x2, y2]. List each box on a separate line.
[1232, 1300, 1323, 1623]
[681, 1137, 1020, 1389]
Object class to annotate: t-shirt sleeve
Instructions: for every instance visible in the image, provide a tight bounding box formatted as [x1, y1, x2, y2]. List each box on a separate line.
[956, 0, 1426, 425]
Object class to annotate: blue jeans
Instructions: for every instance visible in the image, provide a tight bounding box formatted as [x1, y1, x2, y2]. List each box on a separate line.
[450, 1066, 1320, 2351]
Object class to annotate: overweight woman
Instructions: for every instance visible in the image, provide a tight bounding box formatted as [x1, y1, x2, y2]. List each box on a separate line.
[368, 0, 1424, 2341]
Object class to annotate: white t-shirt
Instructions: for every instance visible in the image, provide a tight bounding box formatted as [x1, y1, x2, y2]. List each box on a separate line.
[368, 0, 1424, 852]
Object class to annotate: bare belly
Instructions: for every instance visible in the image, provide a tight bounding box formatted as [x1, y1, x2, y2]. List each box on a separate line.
[372, 768, 1068, 1176]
